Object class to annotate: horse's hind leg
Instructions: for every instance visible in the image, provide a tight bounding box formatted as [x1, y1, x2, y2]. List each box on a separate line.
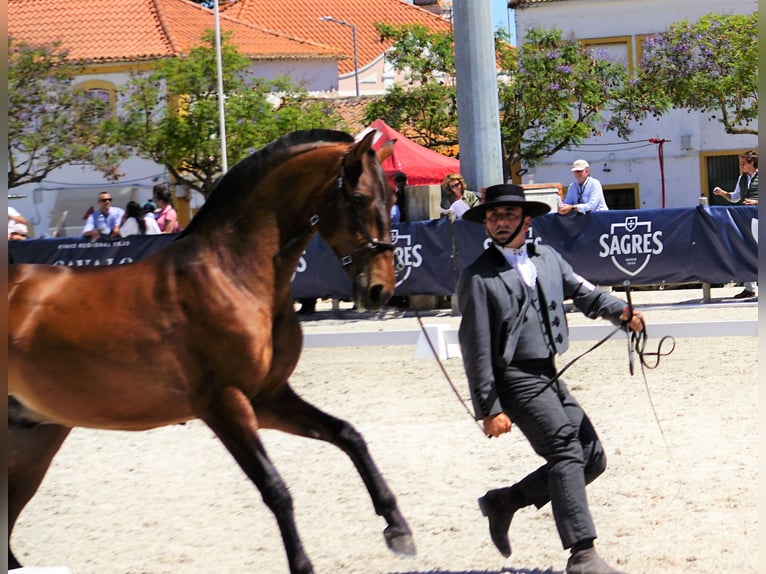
[196, 387, 314, 574]
[8, 417, 72, 569]
[257, 384, 416, 557]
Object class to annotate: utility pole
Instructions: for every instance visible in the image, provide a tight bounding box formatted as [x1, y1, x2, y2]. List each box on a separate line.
[452, 0, 503, 194]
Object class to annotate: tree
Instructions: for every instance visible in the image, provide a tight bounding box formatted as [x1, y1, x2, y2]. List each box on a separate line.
[366, 25, 632, 181]
[364, 24, 459, 151]
[115, 31, 345, 197]
[496, 28, 630, 178]
[8, 38, 127, 188]
[619, 12, 758, 136]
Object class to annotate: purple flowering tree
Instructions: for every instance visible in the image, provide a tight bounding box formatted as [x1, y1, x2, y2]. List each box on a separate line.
[613, 12, 757, 136]
[8, 38, 128, 188]
[497, 28, 630, 180]
[365, 26, 634, 182]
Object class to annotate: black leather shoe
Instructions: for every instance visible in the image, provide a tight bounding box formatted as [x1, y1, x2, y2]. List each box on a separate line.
[566, 547, 625, 574]
[733, 289, 755, 299]
[477, 488, 520, 558]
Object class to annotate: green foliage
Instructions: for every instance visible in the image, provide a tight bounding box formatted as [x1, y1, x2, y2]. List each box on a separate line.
[364, 24, 458, 149]
[497, 27, 629, 173]
[116, 31, 345, 196]
[366, 13, 757, 179]
[622, 12, 758, 136]
[7, 38, 128, 188]
[367, 25, 631, 179]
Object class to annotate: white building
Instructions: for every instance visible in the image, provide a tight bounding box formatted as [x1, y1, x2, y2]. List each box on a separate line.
[510, 0, 758, 209]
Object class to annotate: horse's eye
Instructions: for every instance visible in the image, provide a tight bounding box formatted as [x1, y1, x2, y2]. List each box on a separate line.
[351, 194, 370, 209]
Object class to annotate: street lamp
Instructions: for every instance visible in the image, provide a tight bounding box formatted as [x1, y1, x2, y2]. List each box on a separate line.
[319, 16, 360, 97]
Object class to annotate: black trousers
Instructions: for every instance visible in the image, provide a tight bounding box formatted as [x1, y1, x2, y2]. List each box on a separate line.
[497, 359, 607, 549]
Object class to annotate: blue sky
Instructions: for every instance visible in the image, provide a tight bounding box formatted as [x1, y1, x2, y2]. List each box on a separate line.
[491, 0, 516, 42]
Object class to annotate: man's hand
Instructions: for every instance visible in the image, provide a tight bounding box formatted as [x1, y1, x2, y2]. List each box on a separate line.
[557, 203, 574, 215]
[621, 307, 645, 332]
[483, 412, 512, 438]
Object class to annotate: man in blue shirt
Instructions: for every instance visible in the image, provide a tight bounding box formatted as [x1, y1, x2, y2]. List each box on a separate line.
[558, 160, 609, 214]
[82, 191, 125, 239]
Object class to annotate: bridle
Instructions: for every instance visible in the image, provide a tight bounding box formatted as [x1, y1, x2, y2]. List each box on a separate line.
[274, 151, 397, 268]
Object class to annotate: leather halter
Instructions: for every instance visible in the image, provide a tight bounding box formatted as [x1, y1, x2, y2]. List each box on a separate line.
[333, 166, 396, 267]
[274, 158, 396, 268]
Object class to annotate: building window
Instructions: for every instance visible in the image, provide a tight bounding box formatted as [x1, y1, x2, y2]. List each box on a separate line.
[74, 79, 117, 118]
[581, 36, 634, 76]
[603, 184, 639, 209]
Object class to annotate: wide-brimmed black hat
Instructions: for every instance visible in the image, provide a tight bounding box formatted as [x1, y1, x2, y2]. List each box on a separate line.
[462, 184, 551, 223]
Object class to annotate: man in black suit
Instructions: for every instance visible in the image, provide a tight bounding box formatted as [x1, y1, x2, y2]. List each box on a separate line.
[457, 184, 644, 574]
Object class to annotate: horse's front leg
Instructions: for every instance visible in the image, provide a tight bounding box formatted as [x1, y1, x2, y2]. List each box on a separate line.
[196, 386, 313, 574]
[8, 400, 72, 569]
[257, 383, 416, 557]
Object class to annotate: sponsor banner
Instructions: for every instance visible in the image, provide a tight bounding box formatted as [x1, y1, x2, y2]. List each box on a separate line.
[689, 205, 759, 283]
[534, 208, 692, 285]
[9, 207, 757, 296]
[290, 235, 352, 299]
[390, 220, 455, 295]
[8, 234, 176, 267]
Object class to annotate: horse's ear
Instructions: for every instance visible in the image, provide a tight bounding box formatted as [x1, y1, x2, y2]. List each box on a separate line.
[376, 139, 395, 164]
[346, 130, 376, 166]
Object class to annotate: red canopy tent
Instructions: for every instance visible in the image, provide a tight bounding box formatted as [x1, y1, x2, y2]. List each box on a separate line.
[366, 119, 460, 187]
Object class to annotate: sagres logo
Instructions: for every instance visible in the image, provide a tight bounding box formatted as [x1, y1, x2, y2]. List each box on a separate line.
[391, 229, 423, 288]
[598, 216, 664, 276]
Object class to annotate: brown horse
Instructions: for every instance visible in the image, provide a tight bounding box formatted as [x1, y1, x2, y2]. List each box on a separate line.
[8, 129, 415, 573]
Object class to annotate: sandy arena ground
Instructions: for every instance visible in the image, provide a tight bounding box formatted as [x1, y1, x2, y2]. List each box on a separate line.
[10, 285, 758, 574]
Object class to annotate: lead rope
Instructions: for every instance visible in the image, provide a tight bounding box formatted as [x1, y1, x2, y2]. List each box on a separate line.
[415, 285, 678, 461]
[414, 311, 485, 435]
[624, 284, 683, 512]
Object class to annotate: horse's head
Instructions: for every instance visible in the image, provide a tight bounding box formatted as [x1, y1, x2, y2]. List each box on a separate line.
[318, 131, 396, 311]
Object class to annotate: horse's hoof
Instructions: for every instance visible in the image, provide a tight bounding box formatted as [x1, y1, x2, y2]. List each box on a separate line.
[383, 527, 417, 556]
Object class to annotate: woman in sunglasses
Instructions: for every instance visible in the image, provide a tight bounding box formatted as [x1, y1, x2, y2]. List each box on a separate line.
[441, 172, 480, 219]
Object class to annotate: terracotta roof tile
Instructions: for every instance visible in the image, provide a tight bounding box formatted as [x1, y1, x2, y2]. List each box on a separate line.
[9, 0, 338, 64]
[227, 0, 453, 74]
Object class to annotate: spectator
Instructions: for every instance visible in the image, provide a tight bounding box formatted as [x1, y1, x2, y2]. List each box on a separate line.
[713, 149, 758, 206]
[558, 159, 608, 214]
[393, 171, 408, 222]
[441, 173, 480, 219]
[391, 191, 401, 226]
[9, 223, 28, 240]
[120, 201, 161, 236]
[142, 199, 159, 220]
[154, 185, 181, 233]
[713, 149, 758, 298]
[8, 206, 29, 239]
[82, 191, 125, 239]
[458, 184, 643, 574]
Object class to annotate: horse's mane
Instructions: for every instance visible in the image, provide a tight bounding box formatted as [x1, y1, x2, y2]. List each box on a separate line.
[177, 129, 355, 238]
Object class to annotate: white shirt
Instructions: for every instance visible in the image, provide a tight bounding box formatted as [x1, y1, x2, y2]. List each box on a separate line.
[119, 216, 161, 236]
[497, 243, 537, 288]
[8, 206, 28, 235]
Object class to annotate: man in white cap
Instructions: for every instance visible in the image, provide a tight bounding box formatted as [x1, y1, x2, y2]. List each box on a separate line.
[558, 159, 608, 214]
